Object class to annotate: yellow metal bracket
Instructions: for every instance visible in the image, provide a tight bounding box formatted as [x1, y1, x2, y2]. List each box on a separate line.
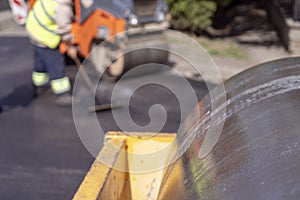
[73, 131, 184, 200]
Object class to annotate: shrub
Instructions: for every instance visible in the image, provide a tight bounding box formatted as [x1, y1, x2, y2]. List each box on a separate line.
[166, 0, 232, 33]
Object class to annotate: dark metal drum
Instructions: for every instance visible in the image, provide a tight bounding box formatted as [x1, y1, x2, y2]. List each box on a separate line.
[159, 58, 300, 199]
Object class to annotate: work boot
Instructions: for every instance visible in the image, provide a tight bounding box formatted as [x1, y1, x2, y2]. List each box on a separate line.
[33, 85, 51, 98]
[55, 93, 80, 107]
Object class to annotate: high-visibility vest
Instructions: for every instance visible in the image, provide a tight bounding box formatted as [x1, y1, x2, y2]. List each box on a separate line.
[26, 0, 61, 49]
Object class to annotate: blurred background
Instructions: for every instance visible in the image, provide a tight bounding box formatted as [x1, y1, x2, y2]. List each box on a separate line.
[165, 0, 296, 79]
[1, 0, 297, 80]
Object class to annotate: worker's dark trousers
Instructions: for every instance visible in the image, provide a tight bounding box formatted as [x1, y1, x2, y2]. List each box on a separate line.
[33, 45, 65, 81]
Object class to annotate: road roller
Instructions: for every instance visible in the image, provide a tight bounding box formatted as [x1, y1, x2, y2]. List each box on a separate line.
[73, 58, 300, 199]
[9, 0, 169, 80]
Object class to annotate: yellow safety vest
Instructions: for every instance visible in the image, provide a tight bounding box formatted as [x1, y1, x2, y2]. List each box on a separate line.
[26, 0, 61, 49]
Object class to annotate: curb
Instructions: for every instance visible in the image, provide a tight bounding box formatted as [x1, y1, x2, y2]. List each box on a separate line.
[0, 9, 15, 31]
[0, 9, 28, 37]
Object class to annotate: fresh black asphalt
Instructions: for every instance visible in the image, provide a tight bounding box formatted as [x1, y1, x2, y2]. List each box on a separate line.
[0, 36, 209, 199]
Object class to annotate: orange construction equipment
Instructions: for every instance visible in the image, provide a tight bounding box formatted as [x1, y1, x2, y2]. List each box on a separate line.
[23, 0, 170, 80]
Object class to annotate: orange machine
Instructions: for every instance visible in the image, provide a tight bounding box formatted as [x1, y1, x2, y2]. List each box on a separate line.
[26, 0, 169, 79]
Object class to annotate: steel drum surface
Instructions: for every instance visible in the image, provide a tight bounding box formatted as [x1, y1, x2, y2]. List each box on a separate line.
[159, 58, 300, 200]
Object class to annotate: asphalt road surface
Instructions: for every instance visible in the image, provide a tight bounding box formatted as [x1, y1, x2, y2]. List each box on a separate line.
[0, 37, 209, 199]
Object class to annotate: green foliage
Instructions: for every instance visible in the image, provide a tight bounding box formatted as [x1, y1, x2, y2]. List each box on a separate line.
[166, 0, 232, 33]
[216, 0, 232, 7]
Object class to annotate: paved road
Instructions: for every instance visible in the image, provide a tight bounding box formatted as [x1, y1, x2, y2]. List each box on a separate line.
[0, 37, 209, 199]
[0, 37, 95, 199]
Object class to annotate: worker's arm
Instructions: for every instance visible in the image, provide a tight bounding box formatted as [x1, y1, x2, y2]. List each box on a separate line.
[54, 0, 73, 41]
[54, 0, 77, 59]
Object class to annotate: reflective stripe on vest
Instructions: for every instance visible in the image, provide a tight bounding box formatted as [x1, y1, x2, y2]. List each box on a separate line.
[39, 0, 55, 22]
[26, 0, 61, 49]
[51, 77, 71, 94]
[32, 71, 50, 86]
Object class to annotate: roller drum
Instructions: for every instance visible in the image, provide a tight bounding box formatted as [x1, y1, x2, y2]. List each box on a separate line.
[159, 58, 300, 199]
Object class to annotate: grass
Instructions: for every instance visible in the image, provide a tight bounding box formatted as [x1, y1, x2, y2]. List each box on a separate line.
[198, 37, 247, 60]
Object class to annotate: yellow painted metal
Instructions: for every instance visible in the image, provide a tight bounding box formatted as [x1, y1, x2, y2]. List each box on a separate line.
[126, 133, 176, 200]
[73, 136, 131, 200]
[157, 159, 186, 200]
[73, 132, 183, 200]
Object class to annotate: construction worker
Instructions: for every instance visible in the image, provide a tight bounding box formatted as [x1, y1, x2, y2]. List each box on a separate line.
[25, 0, 77, 105]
